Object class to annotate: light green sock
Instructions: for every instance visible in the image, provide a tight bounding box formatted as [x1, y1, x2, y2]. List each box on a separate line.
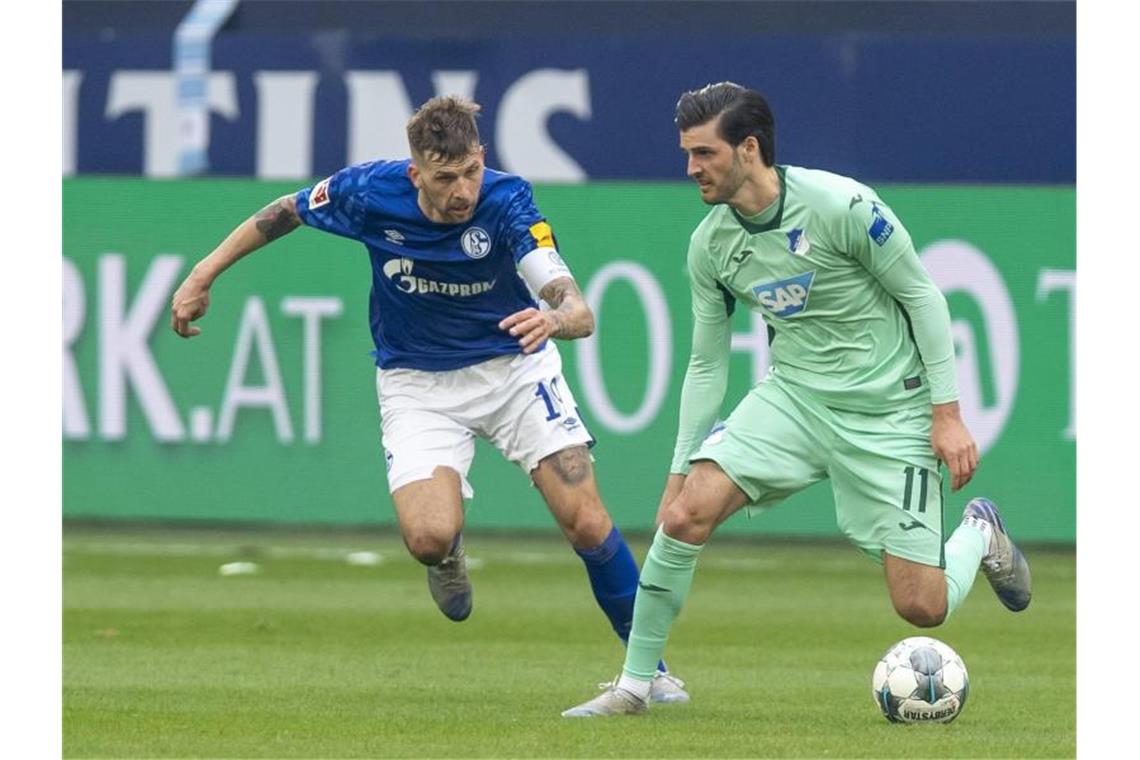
[623, 526, 704, 681]
[943, 521, 988, 618]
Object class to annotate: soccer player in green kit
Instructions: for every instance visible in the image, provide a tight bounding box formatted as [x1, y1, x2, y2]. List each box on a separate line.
[562, 82, 1032, 717]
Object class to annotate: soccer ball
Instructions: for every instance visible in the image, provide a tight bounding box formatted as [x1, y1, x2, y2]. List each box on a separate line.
[871, 636, 969, 723]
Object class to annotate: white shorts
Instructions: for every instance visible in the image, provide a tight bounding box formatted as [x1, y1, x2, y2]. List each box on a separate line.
[376, 344, 595, 498]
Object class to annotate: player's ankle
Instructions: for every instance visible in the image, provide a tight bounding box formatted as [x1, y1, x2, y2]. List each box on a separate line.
[617, 672, 652, 701]
[961, 514, 994, 547]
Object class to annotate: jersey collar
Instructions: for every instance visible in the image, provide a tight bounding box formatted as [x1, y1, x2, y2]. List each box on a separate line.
[730, 165, 786, 234]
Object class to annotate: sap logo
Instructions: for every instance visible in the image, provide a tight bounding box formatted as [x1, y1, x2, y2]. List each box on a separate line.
[752, 271, 816, 317]
[869, 202, 895, 246]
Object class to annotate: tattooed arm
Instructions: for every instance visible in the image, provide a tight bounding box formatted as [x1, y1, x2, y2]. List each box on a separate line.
[498, 276, 596, 353]
[171, 195, 301, 337]
[539, 277, 595, 340]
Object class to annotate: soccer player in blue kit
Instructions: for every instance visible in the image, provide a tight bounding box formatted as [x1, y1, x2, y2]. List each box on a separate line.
[169, 95, 687, 704]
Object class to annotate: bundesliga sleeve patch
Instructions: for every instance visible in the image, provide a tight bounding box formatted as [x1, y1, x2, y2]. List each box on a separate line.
[308, 177, 331, 209]
[528, 221, 555, 249]
[868, 202, 895, 246]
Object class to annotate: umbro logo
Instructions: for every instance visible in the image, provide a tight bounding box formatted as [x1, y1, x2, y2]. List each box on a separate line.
[384, 229, 405, 245]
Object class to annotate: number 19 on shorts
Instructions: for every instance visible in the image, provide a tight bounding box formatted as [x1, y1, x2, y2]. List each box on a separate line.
[534, 379, 566, 421]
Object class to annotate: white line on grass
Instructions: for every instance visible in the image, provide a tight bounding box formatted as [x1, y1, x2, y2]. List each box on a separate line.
[61, 540, 826, 573]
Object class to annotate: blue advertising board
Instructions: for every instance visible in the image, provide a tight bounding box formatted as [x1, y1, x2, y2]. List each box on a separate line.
[64, 30, 1074, 182]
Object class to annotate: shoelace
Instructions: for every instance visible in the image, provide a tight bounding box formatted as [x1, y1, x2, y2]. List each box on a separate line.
[596, 672, 685, 691]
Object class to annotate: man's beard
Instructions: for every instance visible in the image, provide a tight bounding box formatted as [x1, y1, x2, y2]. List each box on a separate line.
[705, 158, 747, 205]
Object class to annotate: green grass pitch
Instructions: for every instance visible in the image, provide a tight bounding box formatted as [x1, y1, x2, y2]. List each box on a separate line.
[63, 526, 1075, 758]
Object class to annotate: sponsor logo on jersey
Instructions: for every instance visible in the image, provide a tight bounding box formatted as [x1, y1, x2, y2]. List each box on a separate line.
[384, 229, 405, 245]
[529, 221, 555, 249]
[461, 226, 492, 259]
[786, 228, 811, 256]
[752, 271, 816, 317]
[869, 202, 895, 246]
[308, 177, 331, 209]
[382, 257, 497, 297]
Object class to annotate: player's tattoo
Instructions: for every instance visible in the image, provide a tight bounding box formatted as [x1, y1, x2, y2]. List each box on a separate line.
[539, 277, 594, 340]
[254, 197, 301, 242]
[540, 277, 577, 309]
[547, 446, 592, 486]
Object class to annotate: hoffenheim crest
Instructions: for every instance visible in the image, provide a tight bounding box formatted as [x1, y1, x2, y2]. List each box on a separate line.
[787, 228, 810, 256]
[461, 226, 492, 259]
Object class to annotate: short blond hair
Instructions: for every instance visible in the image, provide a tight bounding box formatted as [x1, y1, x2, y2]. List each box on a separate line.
[406, 96, 482, 162]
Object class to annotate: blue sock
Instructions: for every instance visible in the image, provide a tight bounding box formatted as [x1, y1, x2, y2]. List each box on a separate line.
[575, 526, 667, 674]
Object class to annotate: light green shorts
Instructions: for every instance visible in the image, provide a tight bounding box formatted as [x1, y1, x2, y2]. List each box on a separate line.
[691, 377, 945, 568]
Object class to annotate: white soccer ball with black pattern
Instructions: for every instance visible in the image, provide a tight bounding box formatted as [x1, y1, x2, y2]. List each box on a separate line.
[871, 636, 969, 723]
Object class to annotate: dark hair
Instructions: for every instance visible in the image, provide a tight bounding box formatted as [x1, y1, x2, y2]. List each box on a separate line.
[406, 96, 482, 162]
[675, 82, 776, 166]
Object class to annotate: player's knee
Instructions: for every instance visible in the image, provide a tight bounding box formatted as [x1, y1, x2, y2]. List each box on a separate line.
[893, 597, 947, 628]
[563, 503, 612, 548]
[404, 532, 455, 566]
[661, 497, 715, 544]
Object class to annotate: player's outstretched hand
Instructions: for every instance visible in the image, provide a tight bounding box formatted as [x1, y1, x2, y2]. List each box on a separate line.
[171, 275, 211, 338]
[931, 402, 979, 491]
[499, 307, 562, 353]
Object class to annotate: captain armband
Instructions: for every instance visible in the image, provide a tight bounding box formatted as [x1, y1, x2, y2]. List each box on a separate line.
[518, 247, 574, 295]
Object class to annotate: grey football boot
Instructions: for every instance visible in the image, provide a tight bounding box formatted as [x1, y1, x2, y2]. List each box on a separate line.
[649, 671, 690, 704]
[561, 683, 648, 718]
[963, 497, 1032, 611]
[427, 534, 472, 621]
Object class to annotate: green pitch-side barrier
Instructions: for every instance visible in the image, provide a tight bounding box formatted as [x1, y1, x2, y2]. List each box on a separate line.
[63, 179, 1075, 542]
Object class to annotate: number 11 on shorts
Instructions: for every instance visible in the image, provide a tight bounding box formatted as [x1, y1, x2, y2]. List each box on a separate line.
[901, 465, 930, 513]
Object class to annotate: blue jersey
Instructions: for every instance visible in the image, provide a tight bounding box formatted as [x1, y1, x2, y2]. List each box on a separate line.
[294, 159, 556, 371]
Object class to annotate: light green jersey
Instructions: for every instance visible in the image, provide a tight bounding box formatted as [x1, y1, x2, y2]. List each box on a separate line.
[672, 165, 957, 473]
